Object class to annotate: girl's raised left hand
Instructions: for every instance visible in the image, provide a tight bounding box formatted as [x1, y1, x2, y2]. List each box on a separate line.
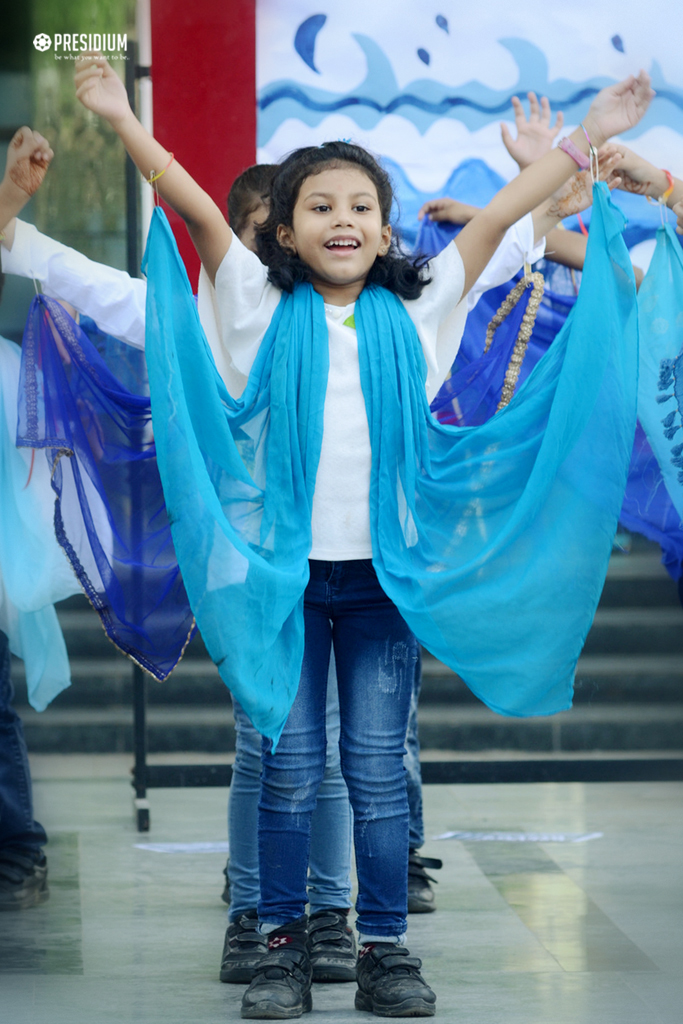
[582, 72, 654, 148]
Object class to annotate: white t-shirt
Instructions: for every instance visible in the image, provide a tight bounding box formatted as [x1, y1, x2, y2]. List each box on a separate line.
[205, 236, 499, 559]
[2, 217, 544, 559]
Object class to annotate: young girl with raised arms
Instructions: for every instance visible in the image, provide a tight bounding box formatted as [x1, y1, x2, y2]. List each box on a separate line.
[74, 54, 652, 1019]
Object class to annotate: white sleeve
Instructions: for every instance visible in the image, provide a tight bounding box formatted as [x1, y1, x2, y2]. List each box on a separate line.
[1, 220, 147, 349]
[402, 213, 546, 402]
[402, 240, 468, 402]
[204, 233, 281, 397]
[466, 212, 545, 311]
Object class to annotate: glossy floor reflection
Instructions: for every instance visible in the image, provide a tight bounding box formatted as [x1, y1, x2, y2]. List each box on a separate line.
[2, 759, 681, 1023]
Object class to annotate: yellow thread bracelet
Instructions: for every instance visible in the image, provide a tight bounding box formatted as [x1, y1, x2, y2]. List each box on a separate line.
[147, 153, 174, 185]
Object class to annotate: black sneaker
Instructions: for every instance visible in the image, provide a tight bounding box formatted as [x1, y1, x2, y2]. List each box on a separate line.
[241, 916, 312, 1019]
[308, 908, 357, 982]
[407, 850, 442, 914]
[355, 943, 436, 1018]
[220, 908, 268, 983]
[0, 849, 49, 911]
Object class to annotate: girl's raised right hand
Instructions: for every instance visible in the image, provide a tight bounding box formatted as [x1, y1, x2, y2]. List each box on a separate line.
[417, 197, 478, 224]
[75, 53, 131, 127]
[3, 126, 53, 198]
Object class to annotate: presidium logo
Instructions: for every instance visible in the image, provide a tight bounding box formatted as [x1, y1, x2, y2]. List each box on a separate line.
[33, 33, 128, 59]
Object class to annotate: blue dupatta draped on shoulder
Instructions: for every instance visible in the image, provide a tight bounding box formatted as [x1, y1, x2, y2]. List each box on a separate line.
[144, 183, 637, 743]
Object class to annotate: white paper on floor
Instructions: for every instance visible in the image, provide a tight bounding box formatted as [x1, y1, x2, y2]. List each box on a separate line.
[433, 831, 603, 843]
[134, 841, 230, 853]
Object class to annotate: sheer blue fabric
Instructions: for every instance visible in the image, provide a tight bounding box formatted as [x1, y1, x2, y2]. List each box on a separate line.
[620, 422, 683, 577]
[143, 184, 637, 742]
[16, 298, 195, 679]
[0, 335, 76, 710]
[642, 224, 683, 516]
[144, 217, 325, 741]
[426, 218, 683, 581]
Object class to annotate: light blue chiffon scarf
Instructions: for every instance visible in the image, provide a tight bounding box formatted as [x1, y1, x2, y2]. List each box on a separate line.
[638, 222, 683, 515]
[0, 336, 76, 710]
[143, 183, 637, 744]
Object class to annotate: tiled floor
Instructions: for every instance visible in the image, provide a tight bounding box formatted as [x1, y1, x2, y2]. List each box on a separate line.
[2, 757, 681, 1023]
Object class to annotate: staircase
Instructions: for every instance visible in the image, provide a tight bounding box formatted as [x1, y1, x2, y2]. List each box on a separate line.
[13, 538, 683, 763]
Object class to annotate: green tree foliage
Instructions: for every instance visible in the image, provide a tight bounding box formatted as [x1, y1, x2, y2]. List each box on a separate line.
[31, 0, 136, 268]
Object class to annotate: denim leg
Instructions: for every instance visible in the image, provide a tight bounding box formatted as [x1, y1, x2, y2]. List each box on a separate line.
[257, 600, 331, 925]
[257, 561, 416, 933]
[404, 649, 424, 850]
[332, 562, 418, 938]
[307, 652, 353, 913]
[231, 664, 352, 920]
[0, 630, 47, 852]
[227, 697, 262, 919]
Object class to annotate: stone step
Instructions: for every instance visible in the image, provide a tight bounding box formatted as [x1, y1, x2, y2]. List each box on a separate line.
[598, 553, 680, 607]
[49, 602, 683, 667]
[13, 540, 682, 756]
[11, 651, 683, 707]
[581, 608, 683, 654]
[18, 701, 683, 755]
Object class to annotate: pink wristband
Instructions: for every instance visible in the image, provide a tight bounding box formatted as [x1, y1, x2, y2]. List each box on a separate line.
[558, 137, 590, 170]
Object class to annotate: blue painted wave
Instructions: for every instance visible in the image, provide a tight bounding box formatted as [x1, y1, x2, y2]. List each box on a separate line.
[383, 156, 671, 251]
[258, 35, 683, 144]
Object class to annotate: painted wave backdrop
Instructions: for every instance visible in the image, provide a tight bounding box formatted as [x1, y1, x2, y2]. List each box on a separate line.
[257, 17, 683, 248]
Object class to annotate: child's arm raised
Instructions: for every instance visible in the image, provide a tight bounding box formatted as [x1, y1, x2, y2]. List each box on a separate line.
[500, 92, 564, 171]
[74, 54, 232, 282]
[417, 198, 479, 225]
[610, 145, 683, 210]
[456, 72, 654, 296]
[530, 145, 624, 241]
[0, 127, 54, 246]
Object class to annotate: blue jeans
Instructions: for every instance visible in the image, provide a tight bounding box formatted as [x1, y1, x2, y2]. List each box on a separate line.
[405, 649, 424, 850]
[227, 653, 353, 920]
[0, 630, 47, 853]
[258, 560, 418, 937]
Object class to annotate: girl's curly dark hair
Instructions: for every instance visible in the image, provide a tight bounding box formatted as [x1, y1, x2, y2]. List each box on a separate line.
[255, 141, 430, 300]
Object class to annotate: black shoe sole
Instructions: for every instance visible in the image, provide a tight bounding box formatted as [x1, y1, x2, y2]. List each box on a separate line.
[241, 990, 313, 1019]
[407, 894, 436, 914]
[354, 991, 436, 1017]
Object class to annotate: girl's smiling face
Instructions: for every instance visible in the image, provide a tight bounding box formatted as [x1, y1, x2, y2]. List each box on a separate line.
[276, 165, 392, 306]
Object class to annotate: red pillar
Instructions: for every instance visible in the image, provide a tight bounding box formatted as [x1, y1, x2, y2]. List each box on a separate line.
[150, 0, 256, 286]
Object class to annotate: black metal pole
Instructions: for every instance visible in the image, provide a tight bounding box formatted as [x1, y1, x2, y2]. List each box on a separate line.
[124, 40, 139, 280]
[124, 40, 149, 831]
